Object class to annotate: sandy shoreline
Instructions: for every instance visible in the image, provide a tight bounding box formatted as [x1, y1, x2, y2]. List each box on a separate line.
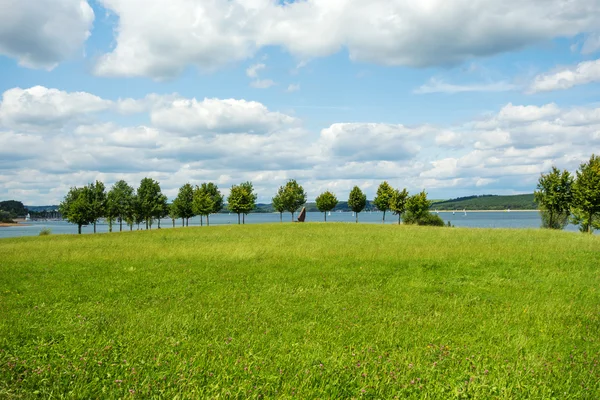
[0, 223, 28, 227]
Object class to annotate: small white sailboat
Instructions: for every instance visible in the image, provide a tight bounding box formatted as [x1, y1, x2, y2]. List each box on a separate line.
[463, 209, 467, 216]
[328, 211, 331, 216]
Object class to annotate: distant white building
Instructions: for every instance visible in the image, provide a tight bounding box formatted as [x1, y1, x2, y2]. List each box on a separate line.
[25, 213, 31, 221]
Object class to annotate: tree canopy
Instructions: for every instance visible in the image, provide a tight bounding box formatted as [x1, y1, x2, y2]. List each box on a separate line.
[228, 182, 257, 224]
[315, 191, 338, 222]
[106, 180, 135, 232]
[173, 183, 195, 226]
[280, 180, 307, 221]
[403, 190, 444, 226]
[390, 188, 409, 224]
[271, 188, 286, 223]
[534, 167, 573, 230]
[137, 178, 164, 229]
[571, 154, 600, 233]
[59, 186, 94, 234]
[348, 186, 367, 223]
[373, 181, 394, 223]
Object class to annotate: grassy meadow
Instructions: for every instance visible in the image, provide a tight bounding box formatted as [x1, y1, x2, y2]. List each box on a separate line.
[1, 223, 599, 398]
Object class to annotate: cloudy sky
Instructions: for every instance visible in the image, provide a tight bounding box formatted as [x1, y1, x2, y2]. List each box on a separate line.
[1, 0, 600, 205]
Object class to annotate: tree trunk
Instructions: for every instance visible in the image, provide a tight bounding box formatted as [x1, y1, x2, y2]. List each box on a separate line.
[120, 218, 123, 232]
[280, 212, 282, 223]
[383, 210, 386, 223]
[291, 212, 294, 221]
[181, 217, 184, 227]
[158, 219, 161, 229]
[78, 224, 82, 234]
[590, 212, 594, 234]
[172, 219, 175, 228]
[356, 212, 358, 223]
[94, 221, 97, 233]
[207, 214, 210, 226]
[146, 219, 149, 230]
[243, 214, 245, 224]
[324, 212, 327, 222]
[398, 214, 401, 225]
[238, 213, 241, 224]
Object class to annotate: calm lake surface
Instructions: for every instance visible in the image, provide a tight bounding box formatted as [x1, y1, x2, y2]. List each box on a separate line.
[0, 211, 588, 239]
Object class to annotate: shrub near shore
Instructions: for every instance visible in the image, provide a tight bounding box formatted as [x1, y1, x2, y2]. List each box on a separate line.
[1, 224, 599, 398]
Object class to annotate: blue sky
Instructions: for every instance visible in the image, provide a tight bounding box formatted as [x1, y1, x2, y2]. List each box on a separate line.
[1, 0, 600, 205]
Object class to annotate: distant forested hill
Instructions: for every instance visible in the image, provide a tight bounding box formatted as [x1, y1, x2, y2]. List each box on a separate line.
[0, 200, 27, 217]
[431, 194, 537, 210]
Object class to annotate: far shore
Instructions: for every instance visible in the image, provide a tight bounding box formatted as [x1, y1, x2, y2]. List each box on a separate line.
[433, 209, 539, 213]
[0, 218, 28, 227]
[0, 222, 29, 227]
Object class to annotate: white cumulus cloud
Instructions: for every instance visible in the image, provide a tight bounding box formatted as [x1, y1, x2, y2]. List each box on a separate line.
[0, 0, 94, 69]
[529, 59, 600, 93]
[93, 0, 600, 79]
[0, 86, 112, 130]
[149, 97, 298, 135]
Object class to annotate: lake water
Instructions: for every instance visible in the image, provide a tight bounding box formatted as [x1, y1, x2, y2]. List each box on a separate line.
[0, 211, 589, 239]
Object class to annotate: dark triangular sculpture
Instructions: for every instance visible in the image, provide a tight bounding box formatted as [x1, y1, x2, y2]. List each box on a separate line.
[297, 207, 306, 222]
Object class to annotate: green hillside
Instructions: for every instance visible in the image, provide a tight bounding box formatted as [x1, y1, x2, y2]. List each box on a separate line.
[432, 194, 537, 210]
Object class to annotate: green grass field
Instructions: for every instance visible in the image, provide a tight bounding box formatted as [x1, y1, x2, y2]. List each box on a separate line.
[1, 224, 599, 398]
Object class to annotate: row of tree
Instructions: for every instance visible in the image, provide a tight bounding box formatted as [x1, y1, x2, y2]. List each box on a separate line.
[59, 177, 446, 233]
[535, 154, 600, 233]
[59, 179, 260, 234]
[272, 179, 444, 225]
[59, 179, 169, 234]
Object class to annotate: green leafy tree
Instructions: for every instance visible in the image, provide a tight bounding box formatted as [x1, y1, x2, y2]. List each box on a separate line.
[168, 203, 178, 228]
[132, 195, 144, 230]
[315, 191, 338, 222]
[390, 188, 409, 224]
[196, 182, 223, 226]
[105, 198, 116, 233]
[534, 167, 573, 229]
[348, 186, 367, 223]
[174, 183, 195, 227]
[239, 181, 257, 224]
[59, 186, 94, 234]
[228, 182, 257, 224]
[571, 154, 600, 233]
[280, 180, 307, 221]
[89, 180, 106, 233]
[403, 190, 444, 226]
[153, 194, 169, 229]
[272, 191, 285, 222]
[373, 181, 394, 223]
[193, 188, 215, 226]
[137, 178, 163, 229]
[106, 180, 135, 232]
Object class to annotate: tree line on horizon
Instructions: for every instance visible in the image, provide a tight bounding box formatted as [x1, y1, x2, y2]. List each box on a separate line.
[58, 178, 447, 234]
[535, 154, 600, 233]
